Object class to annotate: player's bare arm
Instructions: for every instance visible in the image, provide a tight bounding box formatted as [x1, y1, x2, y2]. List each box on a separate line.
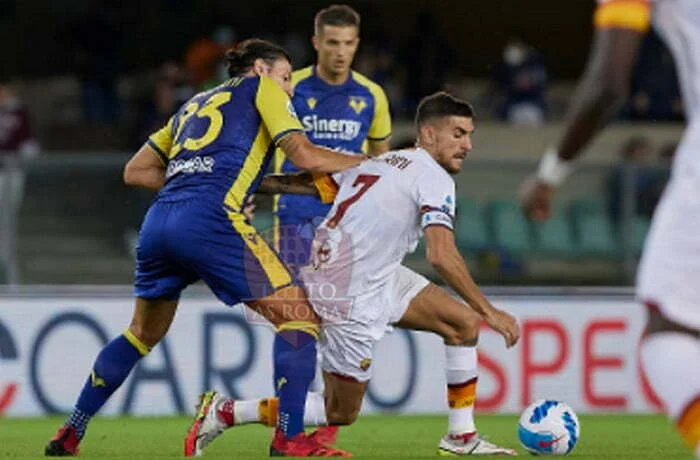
[423, 225, 520, 348]
[123, 143, 166, 191]
[557, 28, 645, 161]
[278, 131, 364, 173]
[521, 27, 645, 221]
[366, 138, 391, 157]
[257, 172, 319, 196]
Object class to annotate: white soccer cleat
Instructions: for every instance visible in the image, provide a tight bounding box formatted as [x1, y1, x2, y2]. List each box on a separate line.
[438, 432, 518, 456]
[184, 391, 229, 456]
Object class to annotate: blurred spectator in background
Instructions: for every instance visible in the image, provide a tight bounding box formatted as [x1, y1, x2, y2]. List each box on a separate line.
[130, 62, 191, 149]
[400, 12, 455, 114]
[607, 136, 660, 222]
[491, 38, 548, 125]
[0, 77, 39, 210]
[355, 41, 406, 115]
[184, 26, 237, 91]
[69, 0, 122, 124]
[624, 31, 684, 122]
[281, 30, 312, 69]
[0, 78, 39, 282]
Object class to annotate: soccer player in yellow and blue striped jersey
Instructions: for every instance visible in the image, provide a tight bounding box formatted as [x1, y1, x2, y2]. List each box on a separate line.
[273, 5, 392, 275]
[45, 39, 361, 458]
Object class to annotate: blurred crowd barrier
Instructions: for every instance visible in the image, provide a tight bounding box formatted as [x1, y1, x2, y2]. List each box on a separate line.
[0, 122, 683, 287]
[0, 288, 656, 416]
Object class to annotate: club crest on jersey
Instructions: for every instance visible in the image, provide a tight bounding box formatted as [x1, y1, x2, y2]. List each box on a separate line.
[306, 97, 317, 110]
[359, 358, 372, 371]
[349, 96, 367, 114]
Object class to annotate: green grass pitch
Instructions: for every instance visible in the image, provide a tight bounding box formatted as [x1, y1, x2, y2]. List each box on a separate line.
[2, 414, 693, 459]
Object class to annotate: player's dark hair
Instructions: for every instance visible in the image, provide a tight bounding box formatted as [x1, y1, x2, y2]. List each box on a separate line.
[415, 92, 475, 128]
[314, 4, 360, 35]
[225, 39, 291, 78]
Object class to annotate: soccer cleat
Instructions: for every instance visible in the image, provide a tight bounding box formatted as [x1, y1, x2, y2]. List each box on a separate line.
[45, 426, 81, 456]
[269, 429, 351, 457]
[184, 391, 228, 457]
[308, 426, 339, 446]
[437, 432, 517, 456]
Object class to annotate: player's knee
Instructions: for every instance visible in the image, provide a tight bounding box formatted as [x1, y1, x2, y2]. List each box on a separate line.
[442, 313, 480, 346]
[441, 327, 465, 346]
[462, 312, 481, 341]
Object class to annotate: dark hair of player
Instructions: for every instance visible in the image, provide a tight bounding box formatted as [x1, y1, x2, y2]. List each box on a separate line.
[415, 92, 475, 127]
[314, 4, 361, 35]
[225, 39, 291, 78]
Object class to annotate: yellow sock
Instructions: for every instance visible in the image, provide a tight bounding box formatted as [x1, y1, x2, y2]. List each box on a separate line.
[678, 397, 700, 452]
[448, 378, 477, 409]
[259, 397, 279, 427]
[447, 378, 477, 434]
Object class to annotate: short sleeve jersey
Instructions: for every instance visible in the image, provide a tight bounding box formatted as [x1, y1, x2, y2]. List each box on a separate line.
[302, 148, 455, 297]
[147, 76, 303, 210]
[274, 67, 391, 220]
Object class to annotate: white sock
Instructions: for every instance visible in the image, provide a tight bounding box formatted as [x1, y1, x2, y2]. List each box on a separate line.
[227, 392, 327, 427]
[445, 345, 478, 434]
[304, 392, 328, 426]
[232, 399, 259, 424]
[640, 332, 700, 451]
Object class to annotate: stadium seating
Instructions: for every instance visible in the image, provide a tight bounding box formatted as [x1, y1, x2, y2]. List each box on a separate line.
[9, 156, 656, 285]
[531, 204, 577, 257]
[455, 199, 489, 251]
[570, 199, 619, 256]
[631, 216, 651, 255]
[487, 200, 532, 255]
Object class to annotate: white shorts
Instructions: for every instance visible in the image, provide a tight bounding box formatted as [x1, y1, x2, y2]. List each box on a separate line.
[637, 131, 700, 330]
[311, 265, 430, 382]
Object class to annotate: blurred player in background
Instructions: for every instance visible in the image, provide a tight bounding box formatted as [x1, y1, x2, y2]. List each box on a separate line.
[520, 0, 700, 456]
[188, 92, 520, 457]
[273, 4, 392, 276]
[45, 39, 364, 458]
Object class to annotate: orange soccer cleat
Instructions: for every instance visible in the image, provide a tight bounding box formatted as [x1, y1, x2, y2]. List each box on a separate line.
[270, 429, 351, 457]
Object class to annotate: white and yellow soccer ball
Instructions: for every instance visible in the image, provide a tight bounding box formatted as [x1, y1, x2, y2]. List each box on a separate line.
[517, 399, 580, 455]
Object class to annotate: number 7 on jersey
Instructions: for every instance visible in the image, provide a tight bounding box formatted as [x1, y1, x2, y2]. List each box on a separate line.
[327, 174, 380, 229]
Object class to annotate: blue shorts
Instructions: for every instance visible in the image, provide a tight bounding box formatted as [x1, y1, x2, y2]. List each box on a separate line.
[135, 199, 294, 304]
[273, 215, 325, 276]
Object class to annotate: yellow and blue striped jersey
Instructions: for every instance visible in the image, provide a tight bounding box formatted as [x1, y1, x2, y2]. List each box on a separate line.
[147, 75, 303, 211]
[274, 66, 391, 220]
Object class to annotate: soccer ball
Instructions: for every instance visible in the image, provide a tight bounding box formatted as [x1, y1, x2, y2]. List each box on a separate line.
[517, 399, 580, 455]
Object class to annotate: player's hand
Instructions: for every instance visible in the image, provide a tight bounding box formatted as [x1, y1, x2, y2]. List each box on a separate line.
[519, 175, 556, 221]
[484, 308, 520, 348]
[243, 195, 256, 221]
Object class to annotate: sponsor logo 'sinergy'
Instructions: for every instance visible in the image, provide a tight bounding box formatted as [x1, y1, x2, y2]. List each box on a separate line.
[302, 115, 362, 141]
[166, 156, 215, 179]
